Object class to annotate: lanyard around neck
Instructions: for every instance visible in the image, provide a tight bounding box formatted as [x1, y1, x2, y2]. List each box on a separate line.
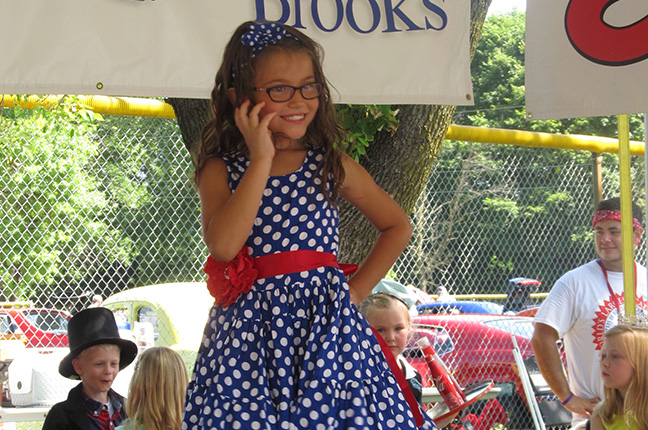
[597, 259, 637, 315]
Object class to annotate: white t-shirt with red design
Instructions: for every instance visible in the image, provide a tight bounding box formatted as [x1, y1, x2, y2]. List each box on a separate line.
[534, 259, 647, 426]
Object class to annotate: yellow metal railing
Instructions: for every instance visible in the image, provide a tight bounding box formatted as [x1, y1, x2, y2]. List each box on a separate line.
[2, 94, 645, 155]
[0, 94, 175, 119]
[445, 123, 645, 156]
[0, 301, 32, 309]
[431, 293, 548, 301]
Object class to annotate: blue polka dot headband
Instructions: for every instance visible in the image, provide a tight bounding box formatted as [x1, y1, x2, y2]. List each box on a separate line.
[241, 22, 296, 56]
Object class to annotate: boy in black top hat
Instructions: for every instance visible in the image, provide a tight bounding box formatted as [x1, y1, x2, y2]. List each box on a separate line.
[43, 307, 138, 430]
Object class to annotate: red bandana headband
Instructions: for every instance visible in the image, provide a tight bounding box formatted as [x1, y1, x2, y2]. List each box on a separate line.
[592, 209, 643, 230]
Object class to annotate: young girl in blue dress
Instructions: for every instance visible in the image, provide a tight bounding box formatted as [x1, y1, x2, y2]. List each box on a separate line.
[183, 20, 438, 430]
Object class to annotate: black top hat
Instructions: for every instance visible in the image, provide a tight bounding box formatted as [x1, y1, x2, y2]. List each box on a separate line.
[59, 307, 138, 379]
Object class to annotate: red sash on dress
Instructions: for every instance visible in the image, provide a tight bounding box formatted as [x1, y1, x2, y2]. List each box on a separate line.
[205, 249, 358, 306]
[254, 250, 358, 278]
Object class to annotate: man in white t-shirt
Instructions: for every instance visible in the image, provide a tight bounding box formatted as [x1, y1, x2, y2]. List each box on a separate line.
[531, 197, 648, 429]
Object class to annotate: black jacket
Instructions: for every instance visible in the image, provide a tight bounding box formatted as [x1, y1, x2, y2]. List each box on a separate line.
[42, 383, 126, 430]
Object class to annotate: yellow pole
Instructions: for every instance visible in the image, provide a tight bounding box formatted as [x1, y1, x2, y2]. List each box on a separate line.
[618, 114, 636, 319]
[0, 94, 176, 118]
[445, 124, 645, 156]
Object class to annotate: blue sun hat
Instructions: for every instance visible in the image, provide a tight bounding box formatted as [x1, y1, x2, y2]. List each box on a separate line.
[372, 279, 418, 309]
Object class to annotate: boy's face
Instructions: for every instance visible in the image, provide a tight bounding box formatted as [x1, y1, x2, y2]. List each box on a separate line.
[72, 344, 120, 402]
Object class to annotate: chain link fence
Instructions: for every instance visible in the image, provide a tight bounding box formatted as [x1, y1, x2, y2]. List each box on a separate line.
[395, 141, 647, 294]
[1, 108, 645, 429]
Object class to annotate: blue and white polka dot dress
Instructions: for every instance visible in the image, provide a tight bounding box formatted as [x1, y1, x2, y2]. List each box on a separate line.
[183, 149, 437, 430]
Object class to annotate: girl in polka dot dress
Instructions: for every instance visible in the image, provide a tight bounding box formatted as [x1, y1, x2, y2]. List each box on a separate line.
[183, 20, 438, 430]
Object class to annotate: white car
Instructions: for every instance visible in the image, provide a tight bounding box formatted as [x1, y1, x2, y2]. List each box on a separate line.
[103, 282, 213, 373]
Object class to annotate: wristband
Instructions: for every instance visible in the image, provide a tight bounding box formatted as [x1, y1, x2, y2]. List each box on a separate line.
[561, 392, 574, 405]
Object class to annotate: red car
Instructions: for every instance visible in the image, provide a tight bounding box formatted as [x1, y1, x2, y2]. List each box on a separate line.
[0, 305, 71, 348]
[405, 314, 536, 429]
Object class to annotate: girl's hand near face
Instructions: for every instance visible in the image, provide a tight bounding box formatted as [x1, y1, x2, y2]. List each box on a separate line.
[234, 100, 277, 162]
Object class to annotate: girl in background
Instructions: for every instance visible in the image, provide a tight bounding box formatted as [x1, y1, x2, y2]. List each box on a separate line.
[588, 324, 648, 430]
[359, 291, 423, 403]
[184, 20, 437, 430]
[117, 347, 188, 430]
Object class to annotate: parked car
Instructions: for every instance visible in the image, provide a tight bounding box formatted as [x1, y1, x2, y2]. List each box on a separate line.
[0, 303, 71, 348]
[416, 300, 506, 315]
[102, 282, 213, 373]
[0, 310, 27, 357]
[502, 277, 542, 313]
[405, 314, 536, 429]
[0, 305, 29, 406]
[515, 305, 540, 318]
[1, 304, 71, 406]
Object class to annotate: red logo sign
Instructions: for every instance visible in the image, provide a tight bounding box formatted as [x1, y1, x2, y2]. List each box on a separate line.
[565, 0, 648, 66]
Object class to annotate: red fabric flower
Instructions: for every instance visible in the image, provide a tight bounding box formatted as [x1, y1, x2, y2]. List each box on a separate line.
[204, 246, 259, 307]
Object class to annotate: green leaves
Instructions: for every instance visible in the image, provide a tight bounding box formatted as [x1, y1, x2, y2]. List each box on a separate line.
[1, 95, 114, 298]
[335, 105, 399, 160]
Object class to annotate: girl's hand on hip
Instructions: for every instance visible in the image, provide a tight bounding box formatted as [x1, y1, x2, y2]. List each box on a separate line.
[234, 100, 277, 162]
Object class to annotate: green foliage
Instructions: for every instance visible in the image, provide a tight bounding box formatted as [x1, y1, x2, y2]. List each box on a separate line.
[455, 12, 526, 130]
[335, 105, 399, 160]
[406, 11, 648, 291]
[397, 129, 639, 291]
[427, 10, 645, 292]
[2, 99, 203, 304]
[91, 115, 203, 286]
[1, 96, 134, 300]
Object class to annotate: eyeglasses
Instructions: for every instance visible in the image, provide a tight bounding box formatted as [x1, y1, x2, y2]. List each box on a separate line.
[255, 82, 323, 102]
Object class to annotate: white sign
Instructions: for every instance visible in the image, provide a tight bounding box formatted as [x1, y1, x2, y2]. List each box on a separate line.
[526, 0, 648, 120]
[0, 0, 473, 105]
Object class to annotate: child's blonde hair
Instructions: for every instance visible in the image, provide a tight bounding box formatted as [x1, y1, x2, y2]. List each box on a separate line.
[124, 347, 189, 430]
[358, 292, 411, 326]
[597, 324, 648, 429]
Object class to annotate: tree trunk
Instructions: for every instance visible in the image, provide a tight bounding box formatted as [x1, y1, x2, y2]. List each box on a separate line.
[339, 0, 491, 263]
[169, 0, 492, 264]
[338, 104, 455, 262]
[167, 98, 212, 165]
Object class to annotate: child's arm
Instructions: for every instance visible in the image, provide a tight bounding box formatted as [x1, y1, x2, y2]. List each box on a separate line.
[198, 101, 276, 261]
[339, 154, 413, 304]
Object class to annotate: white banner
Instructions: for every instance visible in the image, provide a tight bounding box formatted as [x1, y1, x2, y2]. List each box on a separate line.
[0, 0, 473, 105]
[526, 0, 648, 120]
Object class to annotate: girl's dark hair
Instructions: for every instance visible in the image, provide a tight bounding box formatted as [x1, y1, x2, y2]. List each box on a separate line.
[195, 21, 346, 204]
